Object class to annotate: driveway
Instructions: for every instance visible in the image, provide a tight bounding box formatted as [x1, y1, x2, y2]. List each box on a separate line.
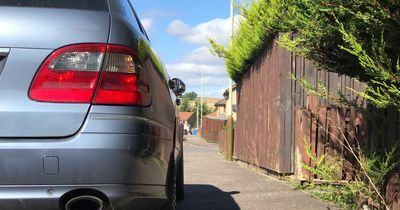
[177, 135, 338, 210]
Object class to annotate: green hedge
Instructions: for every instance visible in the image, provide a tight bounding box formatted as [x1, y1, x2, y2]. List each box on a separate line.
[212, 0, 400, 109]
[211, 0, 290, 81]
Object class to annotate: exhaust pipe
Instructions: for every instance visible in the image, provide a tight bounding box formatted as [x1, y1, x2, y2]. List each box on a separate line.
[65, 195, 103, 210]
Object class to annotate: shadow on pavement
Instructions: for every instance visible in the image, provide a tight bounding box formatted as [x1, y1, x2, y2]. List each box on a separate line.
[177, 184, 241, 210]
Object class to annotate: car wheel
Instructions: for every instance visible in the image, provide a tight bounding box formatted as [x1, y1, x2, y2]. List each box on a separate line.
[163, 157, 176, 210]
[176, 151, 184, 201]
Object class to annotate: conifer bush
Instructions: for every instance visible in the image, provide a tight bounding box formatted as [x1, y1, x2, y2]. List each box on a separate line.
[212, 0, 400, 109]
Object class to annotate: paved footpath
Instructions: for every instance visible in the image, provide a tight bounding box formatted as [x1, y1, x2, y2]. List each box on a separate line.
[177, 135, 338, 210]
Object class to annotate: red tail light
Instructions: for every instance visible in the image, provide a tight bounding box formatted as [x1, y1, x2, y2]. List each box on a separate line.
[29, 44, 151, 106]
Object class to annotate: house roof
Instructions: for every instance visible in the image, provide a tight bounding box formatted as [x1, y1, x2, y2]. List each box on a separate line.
[215, 99, 226, 106]
[205, 111, 218, 117]
[179, 112, 194, 121]
[223, 84, 237, 97]
[205, 113, 227, 120]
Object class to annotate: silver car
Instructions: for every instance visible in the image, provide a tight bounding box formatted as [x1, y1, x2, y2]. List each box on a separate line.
[0, 0, 185, 209]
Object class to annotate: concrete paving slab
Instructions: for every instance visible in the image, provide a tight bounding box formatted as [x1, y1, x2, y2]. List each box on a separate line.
[177, 135, 339, 210]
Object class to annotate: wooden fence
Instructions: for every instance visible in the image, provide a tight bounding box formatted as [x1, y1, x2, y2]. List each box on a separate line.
[218, 129, 227, 154]
[201, 117, 235, 156]
[201, 116, 226, 143]
[234, 35, 400, 208]
[235, 36, 294, 173]
[235, 34, 369, 174]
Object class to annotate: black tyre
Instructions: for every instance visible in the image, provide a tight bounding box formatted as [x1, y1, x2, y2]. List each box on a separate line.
[163, 157, 176, 210]
[176, 151, 184, 201]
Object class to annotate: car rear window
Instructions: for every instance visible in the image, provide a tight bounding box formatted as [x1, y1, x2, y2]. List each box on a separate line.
[0, 0, 108, 11]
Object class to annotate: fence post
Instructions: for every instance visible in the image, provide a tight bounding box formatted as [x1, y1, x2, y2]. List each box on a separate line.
[226, 116, 234, 161]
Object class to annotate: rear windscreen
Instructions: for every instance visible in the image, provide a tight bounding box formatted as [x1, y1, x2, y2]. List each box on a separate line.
[0, 0, 108, 11]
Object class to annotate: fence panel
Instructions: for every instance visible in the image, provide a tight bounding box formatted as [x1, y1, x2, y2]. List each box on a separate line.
[201, 117, 226, 143]
[234, 34, 400, 208]
[235, 38, 293, 173]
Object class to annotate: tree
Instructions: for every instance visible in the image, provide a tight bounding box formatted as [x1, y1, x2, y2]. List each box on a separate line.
[178, 98, 191, 112]
[178, 93, 216, 126]
[179, 92, 198, 112]
[179, 100, 215, 116]
[196, 101, 215, 117]
[183, 92, 197, 101]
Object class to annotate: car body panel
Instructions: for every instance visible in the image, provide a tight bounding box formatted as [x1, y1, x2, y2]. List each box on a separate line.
[0, 0, 184, 209]
[0, 7, 110, 49]
[0, 7, 110, 137]
[0, 48, 91, 137]
[0, 132, 171, 185]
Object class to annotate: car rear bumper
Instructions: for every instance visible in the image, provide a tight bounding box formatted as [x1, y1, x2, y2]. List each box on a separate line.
[0, 105, 177, 209]
[0, 132, 172, 210]
[0, 115, 174, 209]
[0, 184, 168, 210]
[0, 132, 172, 185]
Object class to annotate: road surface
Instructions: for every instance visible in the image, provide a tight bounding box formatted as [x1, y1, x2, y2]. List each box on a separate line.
[177, 135, 337, 210]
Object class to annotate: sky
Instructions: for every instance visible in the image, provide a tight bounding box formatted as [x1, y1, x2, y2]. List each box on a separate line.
[133, 0, 235, 98]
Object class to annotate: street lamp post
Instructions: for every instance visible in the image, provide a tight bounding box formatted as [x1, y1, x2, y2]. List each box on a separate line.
[196, 98, 199, 129]
[194, 73, 204, 130]
[228, 0, 234, 118]
[226, 0, 235, 161]
[200, 72, 203, 128]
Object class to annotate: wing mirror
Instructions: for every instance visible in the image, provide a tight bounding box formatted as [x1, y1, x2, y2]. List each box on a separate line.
[176, 98, 182, 106]
[169, 78, 186, 96]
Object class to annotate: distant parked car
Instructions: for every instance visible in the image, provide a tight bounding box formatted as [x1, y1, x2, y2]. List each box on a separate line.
[0, 0, 185, 210]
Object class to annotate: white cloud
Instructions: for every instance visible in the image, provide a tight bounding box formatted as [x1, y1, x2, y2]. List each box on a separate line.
[141, 18, 153, 32]
[180, 47, 223, 65]
[167, 15, 241, 46]
[206, 88, 227, 97]
[164, 16, 242, 97]
[142, 8, 175, 19]
[139, 8, 175, 36]
[166, 63, 226, 76]
[165, 47, 229, 98]
[184, 76, 229, 87]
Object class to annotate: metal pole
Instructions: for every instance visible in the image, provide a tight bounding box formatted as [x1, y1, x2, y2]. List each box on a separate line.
[226, 0, 235, 161]
[200, 73, 203, 128]
[194, 72, 202, 133]
[196, 98, 199, 129]
[228, 0, 234, 117]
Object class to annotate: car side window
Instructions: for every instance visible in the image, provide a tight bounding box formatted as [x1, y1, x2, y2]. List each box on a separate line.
[128, 0, 150, 41]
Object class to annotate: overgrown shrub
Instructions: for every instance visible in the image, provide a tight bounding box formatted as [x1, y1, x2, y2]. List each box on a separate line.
[280, 0, 400, 109]
[301, 139, 398, 209]
[210, 0, 290, 80]
[211, 0, 400, 109]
